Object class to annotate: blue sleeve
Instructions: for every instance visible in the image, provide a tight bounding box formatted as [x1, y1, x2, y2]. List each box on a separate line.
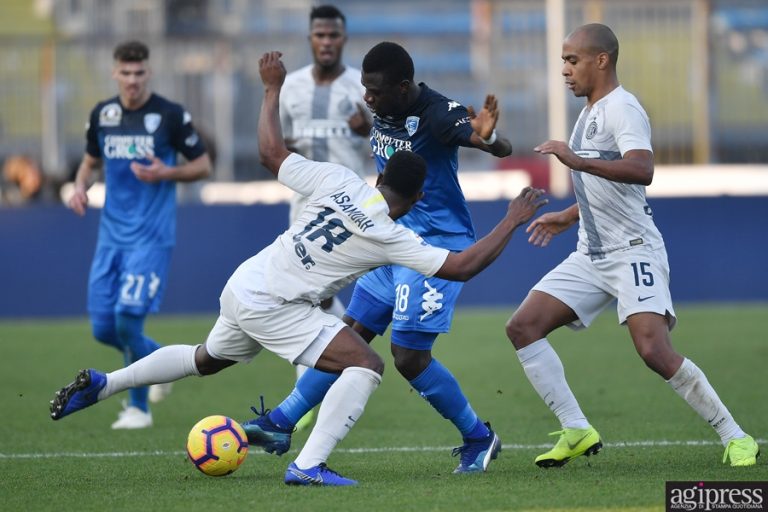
[428, 101, 474, 148]
[168, 105, 207, 161]
[85, 105, 101, 158]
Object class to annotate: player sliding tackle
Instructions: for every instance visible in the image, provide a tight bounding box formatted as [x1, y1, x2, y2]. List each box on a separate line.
[49, 51, 547, 486]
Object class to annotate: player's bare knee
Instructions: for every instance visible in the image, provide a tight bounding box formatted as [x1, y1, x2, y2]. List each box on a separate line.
[194, 345, 235, 375]
[505, 315, 536, 349]
[357, 351, 384, 375]
[636, 342, 666, 373]
[505, 317, 520, 343]
[392, 350, 430, 380]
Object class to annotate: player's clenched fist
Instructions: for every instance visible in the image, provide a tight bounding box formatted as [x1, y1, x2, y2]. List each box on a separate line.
[259, 51, 286, 88]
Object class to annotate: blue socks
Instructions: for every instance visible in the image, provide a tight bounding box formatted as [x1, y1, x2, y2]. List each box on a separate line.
[267, 358, 490, 441]
[409, 359, 490, 440]
[270, 368, 338, 428]
[112, 313, 161, 412]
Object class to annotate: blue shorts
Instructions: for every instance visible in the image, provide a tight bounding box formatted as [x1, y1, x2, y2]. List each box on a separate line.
[87, 246, 172, 316]
[346, 265, 463, 348]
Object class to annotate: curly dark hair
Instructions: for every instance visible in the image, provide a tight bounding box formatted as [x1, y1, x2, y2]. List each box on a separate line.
[113, 41, 149, 62]
[362, 42, 414, 84]
[381, 151, 426, 198]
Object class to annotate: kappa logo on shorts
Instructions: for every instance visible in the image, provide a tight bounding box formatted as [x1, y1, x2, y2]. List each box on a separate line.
[148, 272, 161, 299]
[419, 280, 443, 321]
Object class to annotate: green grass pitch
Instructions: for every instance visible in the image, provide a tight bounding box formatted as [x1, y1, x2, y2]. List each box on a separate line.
[1, 305, 765, 511]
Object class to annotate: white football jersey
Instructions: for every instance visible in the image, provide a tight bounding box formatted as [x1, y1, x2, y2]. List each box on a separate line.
[569, 86, 664, 257]
[280, 65, 372, 177]
[227, 153, 449, 306]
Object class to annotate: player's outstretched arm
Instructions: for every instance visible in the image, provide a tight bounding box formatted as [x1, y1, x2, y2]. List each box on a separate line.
[467, 94, 512, 157]
[526, 203, 579, 248]
[435, 187, 547, 281]
[535, 140, 653, 185]
[257, 51, 291, 177]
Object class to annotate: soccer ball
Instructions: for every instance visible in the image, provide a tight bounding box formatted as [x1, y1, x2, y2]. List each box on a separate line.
[186, 415, 249, 476]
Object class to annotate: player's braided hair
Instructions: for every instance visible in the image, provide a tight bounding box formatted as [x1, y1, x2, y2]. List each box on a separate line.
[362, 42, 414, 84]
[381, 150, 426, 198]
[311, 4, 346, 25]
[113, 41, 149, 62]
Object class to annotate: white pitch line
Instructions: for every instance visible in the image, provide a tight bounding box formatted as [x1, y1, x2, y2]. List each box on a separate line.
[2, 438, 764, 460]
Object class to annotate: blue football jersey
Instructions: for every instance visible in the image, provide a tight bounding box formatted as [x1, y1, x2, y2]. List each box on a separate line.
[369, 84, 476, 250]
[85, 93, 206, 248]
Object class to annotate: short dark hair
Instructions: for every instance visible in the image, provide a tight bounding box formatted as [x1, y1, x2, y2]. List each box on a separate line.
[310, 5, 345, 26]
[577, 23, 619, 66]
[362, 42, 414, 84]
[113, 41, 149, 62]
[381, 151, 426, 198]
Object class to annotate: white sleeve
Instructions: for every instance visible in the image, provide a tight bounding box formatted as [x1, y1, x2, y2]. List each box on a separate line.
[278, 153, 355, 197]
[608, 102, 653, 156]
[382, 226, 450, 277]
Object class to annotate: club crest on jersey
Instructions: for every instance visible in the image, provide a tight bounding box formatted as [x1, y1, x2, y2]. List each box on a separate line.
[99, 103, 122, 127]
[144, 113, 162, 134]
[586, 120, 598, 139]
[405, 116, 420, 137]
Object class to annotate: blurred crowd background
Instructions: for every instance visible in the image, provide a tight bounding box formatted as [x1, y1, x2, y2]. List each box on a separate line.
[1, 0, 767, 205]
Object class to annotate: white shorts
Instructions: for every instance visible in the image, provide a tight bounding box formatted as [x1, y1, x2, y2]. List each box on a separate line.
[204, 284, 345, 367]
[533, 245, 677, 330]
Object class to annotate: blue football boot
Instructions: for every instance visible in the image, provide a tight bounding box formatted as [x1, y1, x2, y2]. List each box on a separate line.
[50, 369, 106, 420]
[284, 462, 357, 486]
[241, 397, 293, 455]
[452, 422, 502, 473]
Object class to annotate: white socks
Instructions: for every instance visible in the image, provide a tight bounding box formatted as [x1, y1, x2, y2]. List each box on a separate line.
[517, 338, 590, 429]
[518, 341, 746, 445]
[667, 358, 745, 444]
[293, 366, 381, 469]
[98, 344, 201, 400]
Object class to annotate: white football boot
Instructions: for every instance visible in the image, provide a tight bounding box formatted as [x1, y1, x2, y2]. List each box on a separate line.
[111, 402, 153, 429]
[148, 382, 173, 403]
